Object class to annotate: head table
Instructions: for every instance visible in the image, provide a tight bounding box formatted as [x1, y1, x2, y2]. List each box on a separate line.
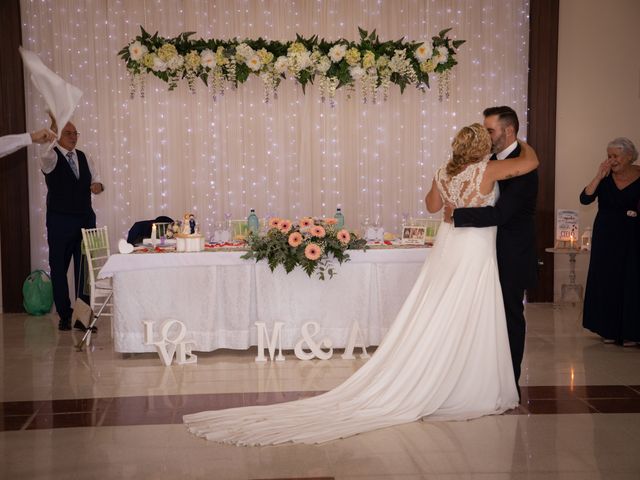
[98, 246, 429, 353]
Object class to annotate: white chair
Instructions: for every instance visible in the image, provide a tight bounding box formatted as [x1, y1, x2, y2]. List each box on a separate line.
[76, 226, 113, 351]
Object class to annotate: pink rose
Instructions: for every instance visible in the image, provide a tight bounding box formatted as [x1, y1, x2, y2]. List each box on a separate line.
[304, 243, 322, 261]
[278, 219, 292, 233]
[337, 229, 351, 244]
[288, 231, 303, 247]
[268, 217, 281, 229]
[310, 225, 326, 238]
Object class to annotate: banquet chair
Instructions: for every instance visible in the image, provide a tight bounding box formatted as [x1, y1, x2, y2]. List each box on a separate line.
[76, 226, 113, 351]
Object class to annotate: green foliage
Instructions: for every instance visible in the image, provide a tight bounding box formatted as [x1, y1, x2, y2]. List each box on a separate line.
[235, 63, 250, 84]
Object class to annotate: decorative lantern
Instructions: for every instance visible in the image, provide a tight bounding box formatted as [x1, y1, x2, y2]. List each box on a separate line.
[581, 227, 592, 251]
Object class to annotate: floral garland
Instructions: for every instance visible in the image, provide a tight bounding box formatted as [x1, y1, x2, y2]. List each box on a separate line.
[240, 216, 367, 280]
[120, 27, 465, 105]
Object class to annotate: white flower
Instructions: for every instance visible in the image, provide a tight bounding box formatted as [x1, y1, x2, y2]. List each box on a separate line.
[287, 50, 311, 73]
[413, 42, 432, 62]
[316, 56, 331, 73]
[236, 43, 255, 62]
[152, 56, 167, 72]
[247, 54, 263, 71]
[328, 44, 347, 63]
[436, 46, 449, 64]
[274, 56, 289, 74]
[376, 54, 390, 68]
[310, 50, 322, 64]
[166, 54, 184, 71]
[349, 65, 365, 79]
[299, 51, 312, 69]
[128, 41, 147, 61]
[200, 49, 215, 69]
[389, 49, 408, 73]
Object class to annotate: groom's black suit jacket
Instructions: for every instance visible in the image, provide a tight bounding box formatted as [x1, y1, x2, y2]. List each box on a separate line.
[452, 144, 538, 289]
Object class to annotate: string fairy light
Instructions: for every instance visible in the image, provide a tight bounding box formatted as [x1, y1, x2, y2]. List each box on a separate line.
[21, 0, 530, 269]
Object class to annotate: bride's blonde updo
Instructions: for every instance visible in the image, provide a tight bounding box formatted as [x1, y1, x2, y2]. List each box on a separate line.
[446, 123, 492, 176]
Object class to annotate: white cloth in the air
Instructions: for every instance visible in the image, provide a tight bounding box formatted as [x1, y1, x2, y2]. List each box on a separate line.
[19, 47, 82, 141]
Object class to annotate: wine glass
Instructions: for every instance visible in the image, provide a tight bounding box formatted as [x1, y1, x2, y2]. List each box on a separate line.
[373, 215, 383, 241]
[400, 211, 409, 234]
[211, 221, 224, 243]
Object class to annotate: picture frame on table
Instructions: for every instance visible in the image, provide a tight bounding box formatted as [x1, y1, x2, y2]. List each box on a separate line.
[401, 225, 427, 245]
[230, 219, 267, 240]
[230, 220, 249, 240]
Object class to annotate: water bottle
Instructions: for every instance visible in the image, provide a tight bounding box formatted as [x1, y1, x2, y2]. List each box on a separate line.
[334, 207, 345, 229]
[247, 208, 260, 235]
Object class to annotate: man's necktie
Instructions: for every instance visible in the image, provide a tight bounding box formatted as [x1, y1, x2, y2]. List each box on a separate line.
[66, 151, 79, 178]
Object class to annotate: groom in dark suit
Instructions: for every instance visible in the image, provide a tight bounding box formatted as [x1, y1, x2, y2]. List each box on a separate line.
[447, 106, 538, 399]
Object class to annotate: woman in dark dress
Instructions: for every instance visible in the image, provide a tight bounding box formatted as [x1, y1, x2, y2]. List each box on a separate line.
[580, 137, 640, 346]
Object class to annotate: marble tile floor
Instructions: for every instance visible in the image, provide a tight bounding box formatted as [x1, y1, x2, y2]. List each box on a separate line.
[1, 303, 639, 479]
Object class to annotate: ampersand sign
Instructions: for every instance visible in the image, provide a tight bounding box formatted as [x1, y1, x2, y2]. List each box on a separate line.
[294, 321, 333, 360]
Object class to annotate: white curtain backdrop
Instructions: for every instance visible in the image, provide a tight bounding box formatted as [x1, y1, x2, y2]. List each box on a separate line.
[21, 0, 529, 270]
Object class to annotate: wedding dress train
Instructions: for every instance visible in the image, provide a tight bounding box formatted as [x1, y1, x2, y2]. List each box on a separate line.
[184, 158, 519, 445]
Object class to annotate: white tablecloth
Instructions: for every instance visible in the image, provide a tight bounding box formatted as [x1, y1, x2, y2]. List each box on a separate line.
[99, 248, 429, 353]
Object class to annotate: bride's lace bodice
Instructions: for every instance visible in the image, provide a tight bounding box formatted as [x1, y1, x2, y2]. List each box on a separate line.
[435, 156, 497, 208]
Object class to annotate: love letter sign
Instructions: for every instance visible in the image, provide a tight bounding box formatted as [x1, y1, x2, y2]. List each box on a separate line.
[143, 319, 197, 366]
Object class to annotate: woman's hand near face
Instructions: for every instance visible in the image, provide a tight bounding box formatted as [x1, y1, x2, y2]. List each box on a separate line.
[585, 159, 611, 195]
[596, 159, 611, 180]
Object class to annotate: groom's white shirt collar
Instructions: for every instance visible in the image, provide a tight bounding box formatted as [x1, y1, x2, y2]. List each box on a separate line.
[496, 140, 518, 160]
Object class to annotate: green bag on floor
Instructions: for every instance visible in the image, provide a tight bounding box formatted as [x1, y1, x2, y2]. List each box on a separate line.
[22, 270, 54, 315]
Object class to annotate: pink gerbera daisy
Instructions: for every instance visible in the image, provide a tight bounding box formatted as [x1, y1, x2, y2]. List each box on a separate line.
[310, 225, 326, 238]
[337, 229, 351, 244]
[299, 217, 314, 228]
[304, 243, 322, 261]
[278, 219, 292, 233]
[324, 218, 338, 225]
[288, 231, 303, 247]
[268, 217, 281, 229]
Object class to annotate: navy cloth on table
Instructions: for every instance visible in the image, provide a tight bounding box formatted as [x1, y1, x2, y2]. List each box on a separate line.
[126, 216, 173, 245]
[580, 175, 640, 343]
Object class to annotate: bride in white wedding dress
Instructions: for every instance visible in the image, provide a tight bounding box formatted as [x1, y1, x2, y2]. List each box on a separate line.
[184, 123, 539, 445]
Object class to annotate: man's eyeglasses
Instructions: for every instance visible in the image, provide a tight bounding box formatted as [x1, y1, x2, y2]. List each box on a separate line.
[62, 131, 79, 137]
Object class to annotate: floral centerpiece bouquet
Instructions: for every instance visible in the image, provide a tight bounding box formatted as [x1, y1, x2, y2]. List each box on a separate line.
[241, 216, 367, 280]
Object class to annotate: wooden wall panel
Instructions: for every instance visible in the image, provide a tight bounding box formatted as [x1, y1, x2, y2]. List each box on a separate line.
[526, 0, 559, 302]
[0, 0, 30, 312]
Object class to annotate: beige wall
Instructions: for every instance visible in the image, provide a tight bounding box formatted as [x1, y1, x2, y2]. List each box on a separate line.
[554, 0, 640, 301]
